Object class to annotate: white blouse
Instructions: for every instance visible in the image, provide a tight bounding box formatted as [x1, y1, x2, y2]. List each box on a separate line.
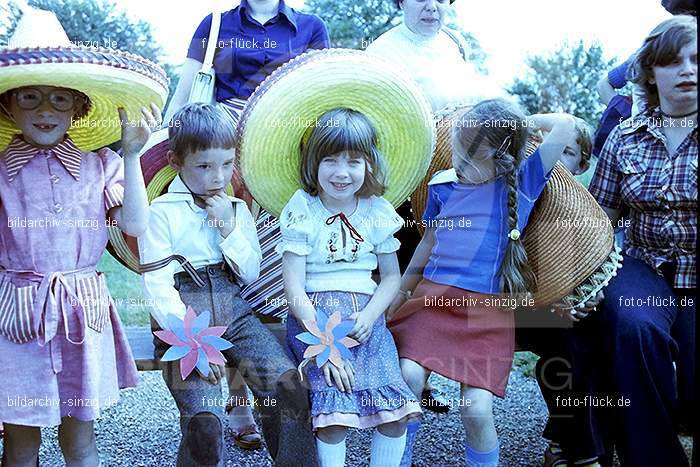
[366, 22, 502, 111]
[275, 190, 403, 295]
[138, 175, 262, 328]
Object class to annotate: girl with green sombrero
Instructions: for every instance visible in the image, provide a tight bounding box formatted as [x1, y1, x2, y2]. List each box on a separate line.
[0, 7, 167, 465]
[236, 49, 435, 467]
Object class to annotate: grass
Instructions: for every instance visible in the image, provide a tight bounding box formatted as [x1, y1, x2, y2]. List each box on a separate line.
[513, 351, 539, 378]
[98, 251, 151, 326]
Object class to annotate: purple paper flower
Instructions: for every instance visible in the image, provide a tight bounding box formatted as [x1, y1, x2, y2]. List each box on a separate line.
[154, 306, 232, 380]
[295, 311, 359, 372]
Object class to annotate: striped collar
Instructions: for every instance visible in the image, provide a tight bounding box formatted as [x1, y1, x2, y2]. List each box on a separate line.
[2, 136, 83, 182]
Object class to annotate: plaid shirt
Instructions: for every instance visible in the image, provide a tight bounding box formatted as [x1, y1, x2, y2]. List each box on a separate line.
[589, 107, 697, 289]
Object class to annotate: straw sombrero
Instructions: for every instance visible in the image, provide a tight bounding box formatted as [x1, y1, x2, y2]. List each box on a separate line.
[0, 7, 168, 152]
[411, 105, 622, 311]
[106, 128, 256, 272]
[236, 48, 435, 218]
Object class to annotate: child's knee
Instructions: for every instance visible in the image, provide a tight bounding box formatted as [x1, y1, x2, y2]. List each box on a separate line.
[4, 425, 41, 462]
[460, 401, 493, 420]
[58, 418, 97, 462]
[316, 425, 348, 443]
[184, 411, 223, 465]
[459, 387, 494, 420]
[400, 360, 427, 395]
[275, 368, 310, 418]
[377, 418, 408, 437]
[59, 435, 97, 463]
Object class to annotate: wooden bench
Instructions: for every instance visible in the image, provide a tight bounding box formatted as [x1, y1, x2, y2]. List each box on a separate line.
[126, 322, 288, 371]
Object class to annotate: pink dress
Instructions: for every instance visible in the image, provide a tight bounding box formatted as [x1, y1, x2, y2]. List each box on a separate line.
[0, 136, 138, 427]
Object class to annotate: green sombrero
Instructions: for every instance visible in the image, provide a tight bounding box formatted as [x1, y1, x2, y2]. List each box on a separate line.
[236, 48, 436, 218]
[0, 7, 168, 152]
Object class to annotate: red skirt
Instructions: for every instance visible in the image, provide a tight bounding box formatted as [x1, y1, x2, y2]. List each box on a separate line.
[388, 279, 515, 397]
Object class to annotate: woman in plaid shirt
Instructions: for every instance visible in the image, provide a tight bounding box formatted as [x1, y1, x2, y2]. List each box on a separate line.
[584, 15, 696, 467]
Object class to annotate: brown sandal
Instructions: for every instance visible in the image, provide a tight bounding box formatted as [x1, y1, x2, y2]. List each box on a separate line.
[225, 403, 262, 450]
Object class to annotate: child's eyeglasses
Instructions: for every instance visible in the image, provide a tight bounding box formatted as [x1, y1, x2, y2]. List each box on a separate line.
[13, 88, 77, 112]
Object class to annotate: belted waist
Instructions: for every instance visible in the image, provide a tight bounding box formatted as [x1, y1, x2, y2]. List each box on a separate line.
[174, 262, 235, 286]
[0, 265, 101, 374]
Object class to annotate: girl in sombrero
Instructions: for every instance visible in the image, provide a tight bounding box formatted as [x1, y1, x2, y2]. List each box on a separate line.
[387, 99, 582, 467]
[280, 108, 422, 467]
[0, 7, 167, 465]
[235, 49, 436, 467]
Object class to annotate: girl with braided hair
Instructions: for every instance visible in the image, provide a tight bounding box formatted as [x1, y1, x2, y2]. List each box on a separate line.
[386, 99, 578, 467]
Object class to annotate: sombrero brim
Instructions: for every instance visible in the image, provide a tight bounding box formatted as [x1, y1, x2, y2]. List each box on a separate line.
[411, 104, 620, 308]
[106, 128, 256, 273]
[237, 48, 435, 218]
[522, 163, 620, 308]
[0, 47, 169, 152]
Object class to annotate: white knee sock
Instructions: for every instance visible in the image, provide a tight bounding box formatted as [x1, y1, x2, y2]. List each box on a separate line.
[316, 436, 346, 467]
[370, 430, 407, 467]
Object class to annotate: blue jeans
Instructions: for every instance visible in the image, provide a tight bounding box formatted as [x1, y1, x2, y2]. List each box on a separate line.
[578, 255, 695, 467]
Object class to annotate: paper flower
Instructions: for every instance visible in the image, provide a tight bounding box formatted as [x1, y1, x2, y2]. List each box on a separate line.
[295, 311, 360, 377]
[154, 306, 233, 380]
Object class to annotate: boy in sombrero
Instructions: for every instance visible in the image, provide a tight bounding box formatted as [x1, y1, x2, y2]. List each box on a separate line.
[138, 102, 317, 467]
[0, 6, 166, 466]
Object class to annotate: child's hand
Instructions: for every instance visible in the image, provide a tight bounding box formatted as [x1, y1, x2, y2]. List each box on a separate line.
[349, 311, 375, 343]
[119, 104, 162, 158]
[321, 359, 355, 393]
[196, 363, 225, 385]
[205, 192, 235, 238]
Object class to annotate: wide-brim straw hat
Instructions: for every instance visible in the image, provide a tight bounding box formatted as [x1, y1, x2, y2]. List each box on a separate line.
[236, 48, 435, 218]
[411, 105, 622, 310]
[0, 7, 169, 152]
[106, 128, 255, 272]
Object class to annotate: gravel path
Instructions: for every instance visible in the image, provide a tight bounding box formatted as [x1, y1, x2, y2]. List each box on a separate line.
[1, 367, 551, 466]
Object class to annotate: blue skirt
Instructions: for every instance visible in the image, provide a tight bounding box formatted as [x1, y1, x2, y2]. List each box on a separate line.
[286, 291, 421, 429]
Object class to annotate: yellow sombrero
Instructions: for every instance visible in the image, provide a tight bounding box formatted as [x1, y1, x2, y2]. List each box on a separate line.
[236, 48, 436, 218]
[0, 7, 168, 152]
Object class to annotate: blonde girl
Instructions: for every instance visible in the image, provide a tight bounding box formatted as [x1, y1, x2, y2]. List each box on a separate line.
[388, 98, 577, 467]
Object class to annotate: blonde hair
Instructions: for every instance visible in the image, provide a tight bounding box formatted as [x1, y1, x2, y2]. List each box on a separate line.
[452, 99, 536, 297]
[628, 15, 697, 109]
[300, 108, 387, 197]
[168, 103, 237, 162]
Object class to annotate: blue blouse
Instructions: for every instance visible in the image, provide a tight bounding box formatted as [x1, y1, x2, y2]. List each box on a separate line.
[187, 0, 330, 101]
[422, 149, 553, 294]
